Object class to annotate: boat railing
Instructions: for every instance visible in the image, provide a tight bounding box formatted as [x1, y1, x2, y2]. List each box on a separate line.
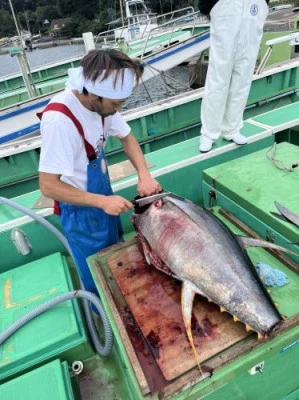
[139, 11, 204, 58]
[151, 6, 195, 26]
[256, 31, 299, 74]
[95, 6, 201, 45]
[95, 10, 206, 60]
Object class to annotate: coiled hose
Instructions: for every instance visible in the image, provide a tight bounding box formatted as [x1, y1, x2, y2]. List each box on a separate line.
[0, 197, 113, 356]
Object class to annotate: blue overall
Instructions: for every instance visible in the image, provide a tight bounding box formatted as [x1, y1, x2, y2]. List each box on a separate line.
[38, 103, 122, 293]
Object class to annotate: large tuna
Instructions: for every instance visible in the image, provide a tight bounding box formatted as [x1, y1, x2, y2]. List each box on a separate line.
[131, 194, 288, 369]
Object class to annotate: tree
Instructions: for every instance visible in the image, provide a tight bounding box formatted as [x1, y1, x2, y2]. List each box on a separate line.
[0, 8, 15, 36]
[35, 5, 60, 24]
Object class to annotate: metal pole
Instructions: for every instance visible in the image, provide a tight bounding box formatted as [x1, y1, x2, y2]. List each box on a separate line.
[8, 0, 37, 99]
[119, 0, 125, 26]
[8, 0, 21, 38]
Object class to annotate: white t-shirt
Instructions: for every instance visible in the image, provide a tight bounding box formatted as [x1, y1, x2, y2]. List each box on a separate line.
[38, 89, 131, 190]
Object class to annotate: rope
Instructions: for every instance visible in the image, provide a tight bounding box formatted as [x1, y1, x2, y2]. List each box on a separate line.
[265, 142, 299, 172]
[142, 61, 191, 96]
[140, 77, 153, 102]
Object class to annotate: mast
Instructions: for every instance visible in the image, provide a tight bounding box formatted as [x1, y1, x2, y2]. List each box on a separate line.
[8, 0, 37, 99]
[119, 0, 125, 26]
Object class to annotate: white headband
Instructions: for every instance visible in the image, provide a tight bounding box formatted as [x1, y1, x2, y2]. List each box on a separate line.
[65, 66, 135, 99]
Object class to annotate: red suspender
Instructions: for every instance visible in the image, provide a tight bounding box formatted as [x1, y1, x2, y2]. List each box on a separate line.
[37, 102, 97, 161]
[37, 102, 105, 215]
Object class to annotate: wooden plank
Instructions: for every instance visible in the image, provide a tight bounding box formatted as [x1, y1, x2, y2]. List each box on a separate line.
[32, 194, 54, 209]
[109, 160, 154, 182]
[102, 241, 250, 382]
[92, 254, 152, 396]
[161, 314, 299, 399]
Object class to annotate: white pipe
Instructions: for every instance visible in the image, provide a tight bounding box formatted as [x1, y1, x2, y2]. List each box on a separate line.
[265, 32, 299, 46]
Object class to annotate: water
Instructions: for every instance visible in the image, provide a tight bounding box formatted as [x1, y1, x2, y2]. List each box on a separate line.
[0, 44, 86, 77]
[0, 44, 192, 110]
[125, 65, 191, 110]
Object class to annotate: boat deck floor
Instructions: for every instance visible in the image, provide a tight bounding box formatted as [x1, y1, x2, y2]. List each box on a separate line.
[203, 142, 299, 244]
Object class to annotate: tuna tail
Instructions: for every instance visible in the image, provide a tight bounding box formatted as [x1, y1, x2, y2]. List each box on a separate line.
[181, 281, 204, 374]
[238, 237, 299, 256]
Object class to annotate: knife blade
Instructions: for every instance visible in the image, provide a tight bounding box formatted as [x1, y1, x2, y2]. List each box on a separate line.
[132, 192, 172, 208]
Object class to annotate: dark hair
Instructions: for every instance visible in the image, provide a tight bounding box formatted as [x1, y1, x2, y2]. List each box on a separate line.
[80, 49, 144, 88]
[82, 86, 103, 100]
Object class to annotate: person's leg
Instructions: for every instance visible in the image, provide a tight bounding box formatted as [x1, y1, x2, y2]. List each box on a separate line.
[68, 243, 98, 293]
[200, 0, 241, 152]
[59, 204, 120, 294]
[221, 0, 268, 144]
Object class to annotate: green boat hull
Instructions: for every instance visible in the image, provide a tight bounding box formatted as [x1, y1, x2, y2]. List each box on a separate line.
[1, 59, 299, 199]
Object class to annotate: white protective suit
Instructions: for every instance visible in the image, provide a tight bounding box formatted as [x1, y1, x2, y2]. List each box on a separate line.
[200, 0, 269, 141]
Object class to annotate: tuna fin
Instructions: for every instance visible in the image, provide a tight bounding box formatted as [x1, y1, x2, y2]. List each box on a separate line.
[238, 237, 298, 256]
[181, 281, 203, 374]
[274, 201, 299, 227]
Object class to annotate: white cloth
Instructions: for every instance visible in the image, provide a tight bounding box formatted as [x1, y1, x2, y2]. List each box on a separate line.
[200, 0, 269, 141]
[65, 66, 135, 99]
[38, 88, 131, 190]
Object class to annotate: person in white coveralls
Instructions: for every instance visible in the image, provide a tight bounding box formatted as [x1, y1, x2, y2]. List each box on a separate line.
[198, 0, 269, 152]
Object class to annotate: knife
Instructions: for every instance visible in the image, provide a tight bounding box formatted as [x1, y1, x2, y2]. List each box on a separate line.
[131, 192, 172, 208]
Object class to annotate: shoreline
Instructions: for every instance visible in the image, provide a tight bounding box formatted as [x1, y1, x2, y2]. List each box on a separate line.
[0, 38, 84, 55]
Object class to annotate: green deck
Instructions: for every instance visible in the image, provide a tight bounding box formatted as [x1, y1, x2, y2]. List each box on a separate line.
[0, 190, 65, 272]
[249, 102, 299, 132]
[202, 142, 299, 262]
[0, 252, 92, 382]
[0, 360, 77, 400]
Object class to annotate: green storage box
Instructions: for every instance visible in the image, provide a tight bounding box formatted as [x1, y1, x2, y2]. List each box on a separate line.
[202, 142, 299, 263]
[0, 359, 78, 400]
[0, 252, 92, 381]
